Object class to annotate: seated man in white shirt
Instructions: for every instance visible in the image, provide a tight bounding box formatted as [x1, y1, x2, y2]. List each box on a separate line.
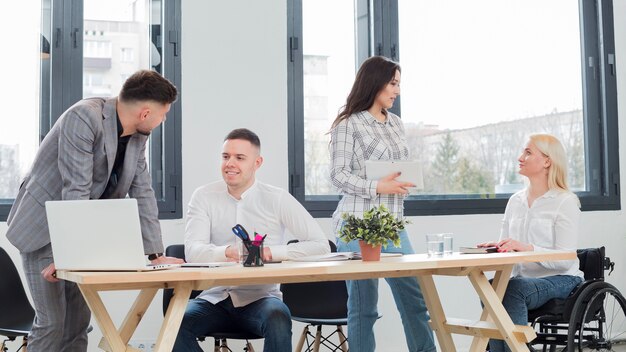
[173, 128, 330, 352]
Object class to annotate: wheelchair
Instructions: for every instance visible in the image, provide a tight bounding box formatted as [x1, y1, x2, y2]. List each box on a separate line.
[527, 247, 626, 351]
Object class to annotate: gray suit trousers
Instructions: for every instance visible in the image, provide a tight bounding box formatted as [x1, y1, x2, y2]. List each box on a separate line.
[21, 244, 91, 352]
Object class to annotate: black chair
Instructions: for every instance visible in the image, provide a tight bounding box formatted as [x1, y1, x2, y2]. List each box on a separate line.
[163, 244, 262, 352]
[527, 247, 626, 352]
[281, 240, 380, 352]
[0, 247, 35, 352]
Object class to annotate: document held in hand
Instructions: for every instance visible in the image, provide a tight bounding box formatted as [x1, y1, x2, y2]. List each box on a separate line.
[365, 160, 424, 191]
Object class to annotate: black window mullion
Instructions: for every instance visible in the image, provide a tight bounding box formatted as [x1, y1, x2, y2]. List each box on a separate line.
[40, 0, 54, 141]
[157, 0, 183, 219]
[68, 0, 83, 110]
[382, 0, 400, 117]
[355, 0, 372, 66]
[46, 0, 67, 135]
[598, 0, 620, 204]
[580, 0, 603, 196]
[574, 0, 620, 211]
[288, 0, 305, 203]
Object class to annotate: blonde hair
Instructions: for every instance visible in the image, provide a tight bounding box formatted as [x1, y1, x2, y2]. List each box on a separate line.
[528, 134, 569, 191]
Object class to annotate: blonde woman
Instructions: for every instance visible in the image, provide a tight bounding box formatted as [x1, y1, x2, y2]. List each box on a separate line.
[478, 134, 584, 352]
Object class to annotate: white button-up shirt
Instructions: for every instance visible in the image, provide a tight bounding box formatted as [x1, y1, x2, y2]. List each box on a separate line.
[500, 189, 583, 279]
[184, 180, 330, 307]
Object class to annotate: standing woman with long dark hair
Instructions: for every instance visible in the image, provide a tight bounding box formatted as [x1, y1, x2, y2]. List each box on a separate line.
[329, 56, 436, 352]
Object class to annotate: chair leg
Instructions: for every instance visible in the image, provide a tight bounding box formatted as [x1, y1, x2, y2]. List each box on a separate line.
[296, 326, 309, 351]
[313, 325, 322, 352]
[244, 340, 255, 352]
[220, 338, 232, 352]
[0, 340, 6, 352]
[337, 325, 348, 352]
[214, 338, 221, 352]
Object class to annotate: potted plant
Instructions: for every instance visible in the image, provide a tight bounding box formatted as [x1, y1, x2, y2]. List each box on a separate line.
[338, 204, 409, 261]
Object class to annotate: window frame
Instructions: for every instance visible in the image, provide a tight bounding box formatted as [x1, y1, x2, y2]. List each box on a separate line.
[287, 0, 620, 218]
[0, 0, 183, 221]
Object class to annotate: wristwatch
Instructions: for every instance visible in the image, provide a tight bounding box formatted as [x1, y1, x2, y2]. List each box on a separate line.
[148, 253, 164, 261]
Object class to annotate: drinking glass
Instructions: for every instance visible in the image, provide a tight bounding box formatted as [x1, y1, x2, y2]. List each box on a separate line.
[425, 234, 444, 256]
[442, 233, 453, 255]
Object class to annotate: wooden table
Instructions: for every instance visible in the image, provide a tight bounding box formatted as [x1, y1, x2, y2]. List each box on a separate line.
[57, 250, 575, 352]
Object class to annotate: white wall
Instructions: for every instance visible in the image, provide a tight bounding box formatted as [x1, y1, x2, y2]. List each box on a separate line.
[1, 1, 624, 351]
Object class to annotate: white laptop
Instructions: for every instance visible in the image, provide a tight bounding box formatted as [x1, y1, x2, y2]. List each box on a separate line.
[365, 160, 424, 191]
[46, 199, 179, 271]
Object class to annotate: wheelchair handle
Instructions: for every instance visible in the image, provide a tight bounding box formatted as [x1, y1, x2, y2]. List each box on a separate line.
[604, 256, 615, 276]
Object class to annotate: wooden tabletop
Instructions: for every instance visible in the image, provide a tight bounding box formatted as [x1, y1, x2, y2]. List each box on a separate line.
[57, 251, 576, 289]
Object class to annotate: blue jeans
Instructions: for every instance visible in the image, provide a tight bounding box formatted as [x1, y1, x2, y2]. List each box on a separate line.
[337, 230, 436, 352]
[488, 275, 583, 352]
[173, 296, 292, 352]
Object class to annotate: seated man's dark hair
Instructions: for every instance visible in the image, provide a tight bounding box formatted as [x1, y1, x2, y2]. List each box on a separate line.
[224, 128, 261, 149]
[119, 70, 178, 104]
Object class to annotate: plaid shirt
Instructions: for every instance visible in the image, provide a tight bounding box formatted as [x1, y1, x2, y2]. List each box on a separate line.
[330, 110, 410, 235]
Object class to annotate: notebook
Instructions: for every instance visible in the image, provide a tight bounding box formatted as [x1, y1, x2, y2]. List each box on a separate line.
[459, 246, 499, 254]
[291, 252, 402, 262]
[365, 160, 424, 191]
[45, 199, 180, 271]
[181, 262, 238, 268]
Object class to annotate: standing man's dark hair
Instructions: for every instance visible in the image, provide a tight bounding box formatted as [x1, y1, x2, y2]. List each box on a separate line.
[224, 128, 261, 150]
[119, 70, 178, 104]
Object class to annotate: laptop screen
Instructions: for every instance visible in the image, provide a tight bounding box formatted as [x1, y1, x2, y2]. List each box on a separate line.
[46, 199, 149, 270]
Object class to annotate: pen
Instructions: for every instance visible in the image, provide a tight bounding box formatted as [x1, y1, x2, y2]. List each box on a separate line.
[232, 224, 250, 241]
[231, 227, 246, 241]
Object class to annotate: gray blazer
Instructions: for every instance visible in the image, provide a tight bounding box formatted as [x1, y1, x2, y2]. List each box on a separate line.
[6, 97, 164, 254]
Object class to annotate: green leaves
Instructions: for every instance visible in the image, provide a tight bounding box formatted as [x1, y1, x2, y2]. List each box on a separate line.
[338, 204, 409, 249]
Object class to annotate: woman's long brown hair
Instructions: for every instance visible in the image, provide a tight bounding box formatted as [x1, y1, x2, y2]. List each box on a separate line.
[330, 56, 401, 129]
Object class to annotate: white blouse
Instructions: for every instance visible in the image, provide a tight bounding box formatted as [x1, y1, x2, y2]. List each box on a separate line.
[500, 189, 584, 279]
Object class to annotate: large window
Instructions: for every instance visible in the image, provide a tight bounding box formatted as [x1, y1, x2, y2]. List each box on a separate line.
[288, 0, 619, 217]
[0, 2, 42, 208]
[0, 0, 182, 221]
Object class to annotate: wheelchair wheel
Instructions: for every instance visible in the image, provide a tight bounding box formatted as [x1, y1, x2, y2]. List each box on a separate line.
[567, 282, 626, 351]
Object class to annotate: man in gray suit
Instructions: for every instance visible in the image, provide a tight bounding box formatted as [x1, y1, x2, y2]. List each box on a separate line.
[5, 70, 184, 352]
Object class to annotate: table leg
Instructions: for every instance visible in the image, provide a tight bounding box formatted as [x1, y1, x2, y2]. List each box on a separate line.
[97, 288, 159, 351]
[468, 269, 532, 352]
[469, 266, 512, 352]
[120, 288, 159, 343]
[417, 275, 457, 352]
[153, 281, 193, 352]
[77, 285, 128, 351]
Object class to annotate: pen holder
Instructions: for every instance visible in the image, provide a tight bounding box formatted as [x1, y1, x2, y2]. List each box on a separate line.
[241, 240, 264, 267]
